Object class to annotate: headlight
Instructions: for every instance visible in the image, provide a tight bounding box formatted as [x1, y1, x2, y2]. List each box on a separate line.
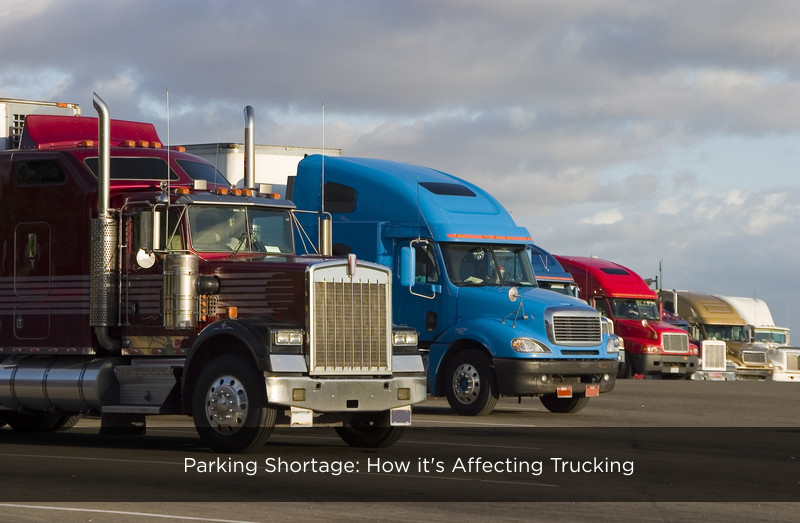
[393, 330, 418, 346]
[644, 345, 660, 354]
[273, 330, 303, 345]
[606, 335, 621, 353]
[511, 337, 551, 353]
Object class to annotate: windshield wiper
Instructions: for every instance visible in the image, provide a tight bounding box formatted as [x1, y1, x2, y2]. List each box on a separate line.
[230, 232, 250, 256]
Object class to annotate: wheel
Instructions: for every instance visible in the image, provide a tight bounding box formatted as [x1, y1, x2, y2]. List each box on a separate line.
[5, 413, 81, 432]
[444, 349, 498, 416]
[626, 351, 639, 376]
[192, 355, 276, 453]
[616, 359, 629, 379]
[51, 414, 81, 431]
[540, 394, 590, 413]
[335, 411, 405, 448]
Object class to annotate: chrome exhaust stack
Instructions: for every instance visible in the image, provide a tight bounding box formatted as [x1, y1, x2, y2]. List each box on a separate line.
[319, 213, 332, 256]
[90, 93, 120, 351]
[244, 105, 255, 189]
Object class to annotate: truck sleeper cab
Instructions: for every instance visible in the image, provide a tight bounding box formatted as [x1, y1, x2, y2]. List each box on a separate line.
[290, 155, 618, 416]
[0, 95, 426, 453]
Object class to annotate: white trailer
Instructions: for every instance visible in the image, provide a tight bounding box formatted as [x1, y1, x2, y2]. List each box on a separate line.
[717, 295, 799, 382]
[1, 98, 81, 150]
[181, 142, 341, 196]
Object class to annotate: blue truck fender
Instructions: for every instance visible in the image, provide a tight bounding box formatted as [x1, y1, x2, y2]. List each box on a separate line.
[426, 316, 539, 395]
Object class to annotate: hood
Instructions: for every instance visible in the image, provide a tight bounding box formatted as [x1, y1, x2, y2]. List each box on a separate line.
[614, 318, 687, 336]
[455, 285, 594, 319]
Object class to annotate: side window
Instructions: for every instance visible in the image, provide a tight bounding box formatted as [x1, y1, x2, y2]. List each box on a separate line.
[415, 244, 439, 284]
[323, 182, 356, 213]
[14, 159, 67, 185]
[133, 209, 183, 253]
[595, 298, 610, 318]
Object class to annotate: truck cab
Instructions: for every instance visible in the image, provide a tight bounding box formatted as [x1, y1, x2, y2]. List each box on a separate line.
[290, 155, 618, 416]
[0, 98, 426, 452]
[659, 290, 772, 380]
[555, 256, 698, 378]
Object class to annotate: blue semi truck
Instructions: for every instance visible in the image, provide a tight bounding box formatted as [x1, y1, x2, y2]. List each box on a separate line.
[289, 155, 618, 415]
[528, 243, 579, 297]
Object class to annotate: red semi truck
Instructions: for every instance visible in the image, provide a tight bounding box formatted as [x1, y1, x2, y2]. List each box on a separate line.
[554, 256, 698, 378]
[0, 94, 426, 452]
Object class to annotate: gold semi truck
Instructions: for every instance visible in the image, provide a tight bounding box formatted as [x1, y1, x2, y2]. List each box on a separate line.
[659, 290, 771, 380]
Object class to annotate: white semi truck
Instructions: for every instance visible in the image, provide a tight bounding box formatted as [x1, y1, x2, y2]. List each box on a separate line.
[717, 296, 799, 382]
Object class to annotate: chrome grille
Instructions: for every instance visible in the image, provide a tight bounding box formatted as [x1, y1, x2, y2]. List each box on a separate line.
[549, 310, 602, 346]
[742, 350, 767, 365]
[662, 332, 689, 353]
[309, 263, 391, 375]
[701, 341, 726, 371]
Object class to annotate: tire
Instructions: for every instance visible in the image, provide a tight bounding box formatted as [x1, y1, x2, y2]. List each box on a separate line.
[626, 351, 639, 376]
[540, 394, 590, 414]
[616, 359, 629, 379]
[5, 413, 81, 432]
[51, 414, 81, 431]
[444, 349, 498, 416]
[335, 411, 405, 448]
[192, 355, 276, 453]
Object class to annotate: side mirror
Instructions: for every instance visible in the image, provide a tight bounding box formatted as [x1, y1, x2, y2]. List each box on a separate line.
[137, 210, 162, 251]
[399, 246, 415, 287]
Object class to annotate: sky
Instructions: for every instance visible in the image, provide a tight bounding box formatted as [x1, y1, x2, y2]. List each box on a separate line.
[2, 0, 799, 335]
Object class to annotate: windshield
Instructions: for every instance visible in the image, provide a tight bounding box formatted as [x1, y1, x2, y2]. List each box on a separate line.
[177, 159, 230, 185]
[440, 243, 537, 287]
[754, 330, 788, 345]
[608, 298, 660, 321]
[705, 325, 749, 342]
[528, 246, 558, 274]
[540, 282, 578, 296]
[187, 205, 293, 254]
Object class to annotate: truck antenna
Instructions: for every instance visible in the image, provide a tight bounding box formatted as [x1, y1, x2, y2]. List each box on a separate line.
[166, 88, 170, 197]
[321, 101, 325, 214]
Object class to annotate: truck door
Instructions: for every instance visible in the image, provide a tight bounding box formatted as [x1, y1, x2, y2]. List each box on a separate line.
[13, 222, 52, 339]
[394, 240, 446, 345]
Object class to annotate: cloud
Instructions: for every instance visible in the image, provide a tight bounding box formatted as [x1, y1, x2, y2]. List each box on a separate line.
[2, 0, 799, 334]
[580, 209, 624, 225]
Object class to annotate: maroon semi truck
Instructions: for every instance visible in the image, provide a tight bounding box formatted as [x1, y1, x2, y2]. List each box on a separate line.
[0, 94, 426, 452]
[554, 256, 698, 378]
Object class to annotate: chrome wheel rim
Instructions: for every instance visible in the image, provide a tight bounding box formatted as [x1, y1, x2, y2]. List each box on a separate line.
[452, 363, 481, 404]
[204, 375, 248, 434]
